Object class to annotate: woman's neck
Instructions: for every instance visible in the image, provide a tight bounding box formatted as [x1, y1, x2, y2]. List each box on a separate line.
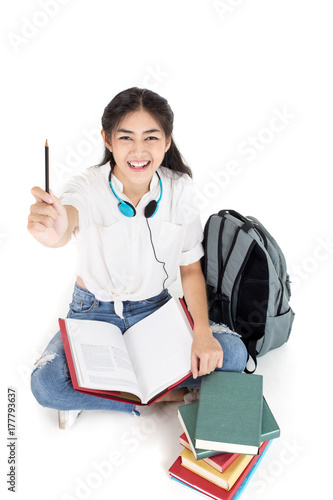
[112, 166, 154, 207]
[123, 182, 151, 207]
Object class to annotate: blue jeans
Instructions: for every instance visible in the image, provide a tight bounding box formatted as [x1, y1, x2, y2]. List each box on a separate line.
[31, 284, 247, 413]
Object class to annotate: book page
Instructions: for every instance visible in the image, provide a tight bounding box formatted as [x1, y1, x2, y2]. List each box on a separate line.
[65, 318, 142, 398]
[124, 298, 193, 403]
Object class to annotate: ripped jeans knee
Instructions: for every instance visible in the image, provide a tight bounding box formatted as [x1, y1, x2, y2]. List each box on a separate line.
[32, 351, 59, 375]
[30, 331, 68, 408]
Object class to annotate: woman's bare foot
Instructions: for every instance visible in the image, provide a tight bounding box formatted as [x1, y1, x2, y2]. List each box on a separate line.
[157, 388, 187, 402]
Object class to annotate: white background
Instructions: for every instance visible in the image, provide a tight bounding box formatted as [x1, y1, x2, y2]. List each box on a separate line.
[1, 1, 332, 499]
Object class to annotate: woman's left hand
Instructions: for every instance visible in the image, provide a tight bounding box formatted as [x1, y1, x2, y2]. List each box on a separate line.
[191, 327, 223, 379]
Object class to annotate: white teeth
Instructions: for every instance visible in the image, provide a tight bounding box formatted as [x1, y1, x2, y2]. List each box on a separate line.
[128, 161, 150, 168]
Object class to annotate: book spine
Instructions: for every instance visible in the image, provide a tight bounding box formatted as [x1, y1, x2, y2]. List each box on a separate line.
[59, 319, 80, 391]
[232, 441, 272, 500]
[179, 298, 194, 328]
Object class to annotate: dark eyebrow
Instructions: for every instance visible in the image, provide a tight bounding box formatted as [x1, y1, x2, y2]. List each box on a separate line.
[144, 129, 162, 134]
[116, 128, 162, 134]
[116, 129, 133, 134]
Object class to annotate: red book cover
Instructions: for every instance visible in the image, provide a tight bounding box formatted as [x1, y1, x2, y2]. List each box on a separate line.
[169, 441, 269, 500]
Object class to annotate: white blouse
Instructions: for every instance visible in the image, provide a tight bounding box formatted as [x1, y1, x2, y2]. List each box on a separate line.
[59, 163, 204, 317]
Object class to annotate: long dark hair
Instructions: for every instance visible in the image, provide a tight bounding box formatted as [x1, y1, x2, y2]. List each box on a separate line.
[97, 87, 192, 178]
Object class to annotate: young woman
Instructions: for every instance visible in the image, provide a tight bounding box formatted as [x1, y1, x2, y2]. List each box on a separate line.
[28, 88, 247, 429]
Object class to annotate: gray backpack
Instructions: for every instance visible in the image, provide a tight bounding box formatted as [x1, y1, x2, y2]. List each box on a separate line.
[201, 210, 295, 372]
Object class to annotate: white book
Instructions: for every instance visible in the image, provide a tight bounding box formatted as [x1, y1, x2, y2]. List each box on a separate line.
[59, 297, 193, 405]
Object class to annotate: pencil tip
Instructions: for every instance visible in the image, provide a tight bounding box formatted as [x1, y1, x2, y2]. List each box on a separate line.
[45, 139, 48, 147]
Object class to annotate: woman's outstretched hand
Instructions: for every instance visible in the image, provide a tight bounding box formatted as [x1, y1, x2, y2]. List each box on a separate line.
[27, 187, 70, 247]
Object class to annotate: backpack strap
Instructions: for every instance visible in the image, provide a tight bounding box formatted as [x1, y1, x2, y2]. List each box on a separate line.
[218, 215, 261, 373]
[218, 219, 256, 329]
[244, 340, 258, 374]
[218, 210, 253, 228]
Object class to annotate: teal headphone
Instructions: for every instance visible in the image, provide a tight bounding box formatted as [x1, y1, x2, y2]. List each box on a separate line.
[108, 169, 163, 218]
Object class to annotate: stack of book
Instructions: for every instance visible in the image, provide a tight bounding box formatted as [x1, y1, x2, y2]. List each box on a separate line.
[168, 372, 280, 500]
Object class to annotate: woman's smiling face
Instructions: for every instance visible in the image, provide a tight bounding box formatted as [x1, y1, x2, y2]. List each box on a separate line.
[104, 108, 171, 196]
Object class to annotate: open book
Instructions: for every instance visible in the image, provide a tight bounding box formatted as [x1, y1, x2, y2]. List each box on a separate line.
[59, 297, 193, 405]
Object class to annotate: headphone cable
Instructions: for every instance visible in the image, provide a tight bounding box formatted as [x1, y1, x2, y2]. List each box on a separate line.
[146, 218, 169, 290]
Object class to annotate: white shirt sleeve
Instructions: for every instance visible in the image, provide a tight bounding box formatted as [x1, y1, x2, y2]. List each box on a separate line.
[178, 176, 204, 266]
[58, 172, 91, 238]
[179, 228, 204, 266]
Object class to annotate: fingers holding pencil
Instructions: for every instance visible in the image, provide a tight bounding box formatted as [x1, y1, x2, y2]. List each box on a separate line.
[28, 188, 69, 246]
[31, 186, 53, 204]
[31, 187, 67, 216]
[27, 140, 71, 247]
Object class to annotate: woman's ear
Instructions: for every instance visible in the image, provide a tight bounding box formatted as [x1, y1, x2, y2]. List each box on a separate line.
[101, 129, 112, 151]
[165, 136, 172, 153]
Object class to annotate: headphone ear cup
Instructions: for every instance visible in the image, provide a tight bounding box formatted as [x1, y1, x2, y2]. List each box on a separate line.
[119, 201, 136, 218]
[144, 200, 158, 218]
[109, 169, 161, 218]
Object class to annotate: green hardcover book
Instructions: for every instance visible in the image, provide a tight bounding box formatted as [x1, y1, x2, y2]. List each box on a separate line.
[195, 372, 263, 455]
[179, 403, 205, 459]
[178, 397, 280, 460]
[261, 397, 280, 441]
